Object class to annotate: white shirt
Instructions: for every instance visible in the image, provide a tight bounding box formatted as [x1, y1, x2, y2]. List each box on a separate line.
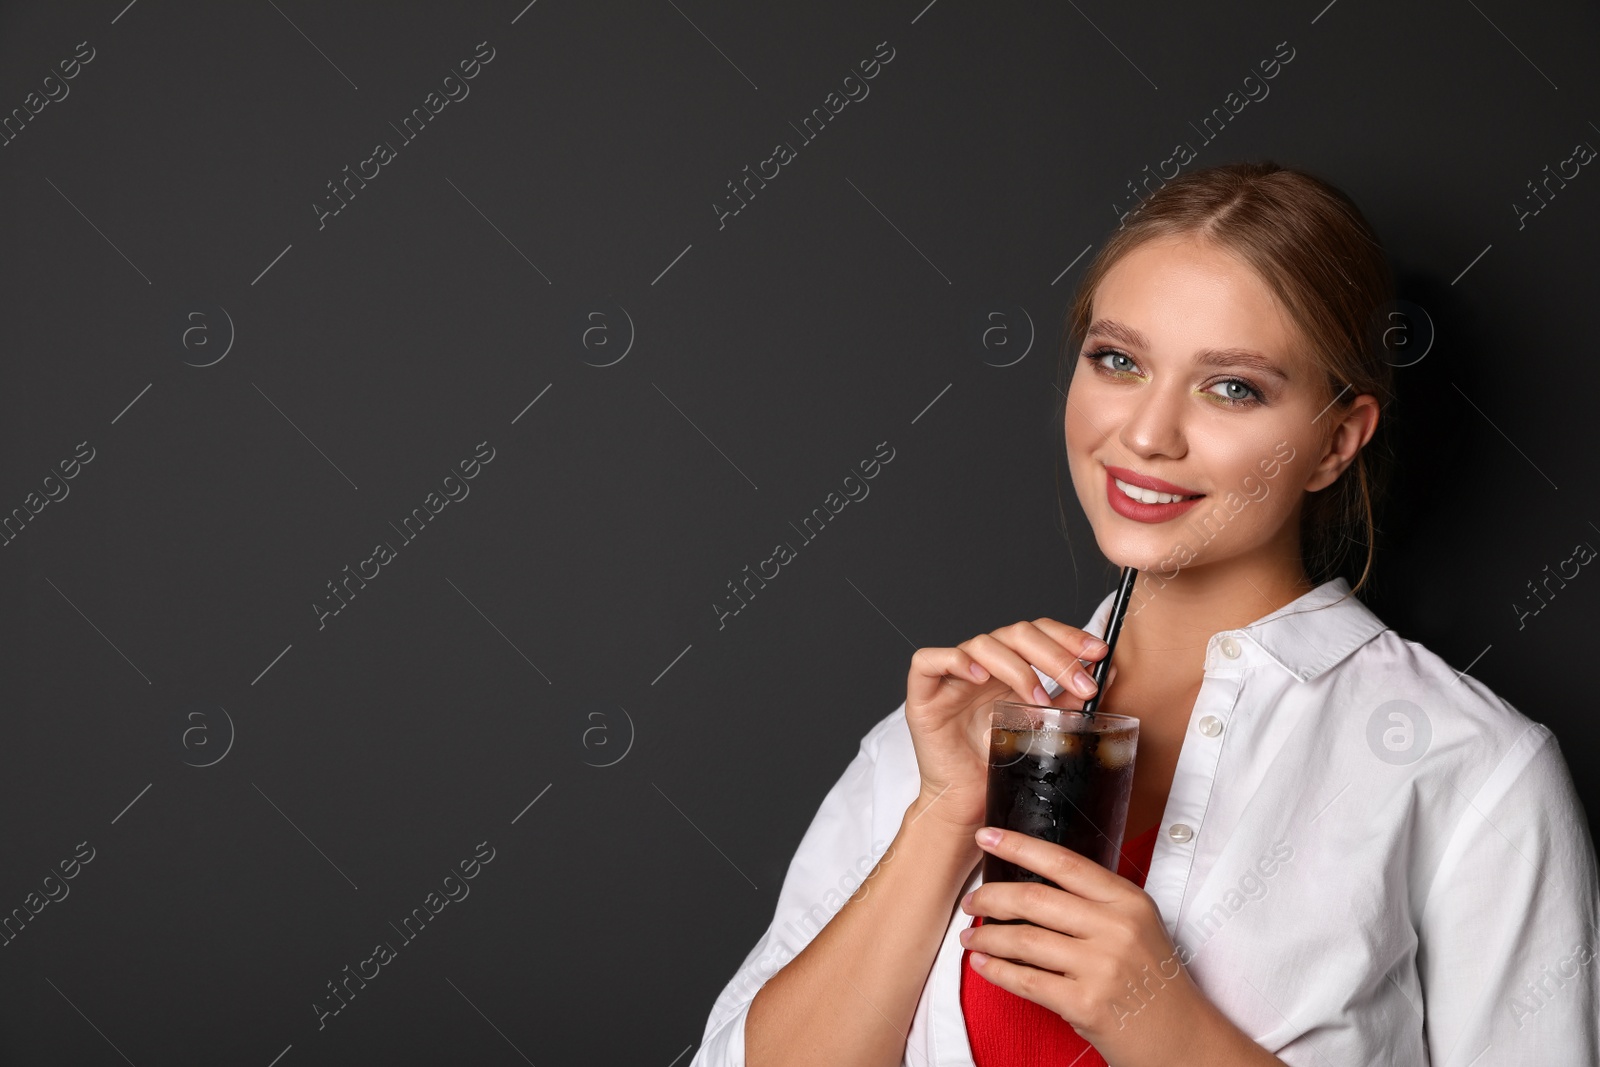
[690, 576, 1600, 1066]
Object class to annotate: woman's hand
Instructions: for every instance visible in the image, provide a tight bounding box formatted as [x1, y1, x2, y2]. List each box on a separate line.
[957, 827, 1209, 1064]
[904, 619, 1113, 836]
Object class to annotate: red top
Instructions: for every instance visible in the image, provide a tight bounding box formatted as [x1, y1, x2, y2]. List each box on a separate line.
[960, 823, 1162, 1066]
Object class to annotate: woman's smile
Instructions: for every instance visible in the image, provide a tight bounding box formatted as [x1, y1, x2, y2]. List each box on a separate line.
[1104, 467, 1207, 523]
[1102, 462, 1207, 523]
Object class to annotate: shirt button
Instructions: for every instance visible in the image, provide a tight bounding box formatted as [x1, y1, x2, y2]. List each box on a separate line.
[1168, 823, 1194, 844]
[1218, 637, 1241, 659]
[1197, 715, 1223, 737]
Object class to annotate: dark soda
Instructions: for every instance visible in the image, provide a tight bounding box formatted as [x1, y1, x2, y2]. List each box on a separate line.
[981, 722, 1137, 920]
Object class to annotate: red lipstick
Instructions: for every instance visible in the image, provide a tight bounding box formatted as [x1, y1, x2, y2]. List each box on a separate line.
[1103, 466, 1205, 524]
[1104, 465, 1203, 497]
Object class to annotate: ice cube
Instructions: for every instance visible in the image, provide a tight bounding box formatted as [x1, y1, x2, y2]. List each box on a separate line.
[1096, 734, 1137, 769]
[1026, 730, 1081, 759]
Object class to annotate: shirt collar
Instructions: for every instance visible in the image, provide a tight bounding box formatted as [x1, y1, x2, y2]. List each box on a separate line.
[1083, 575, 1389, 683]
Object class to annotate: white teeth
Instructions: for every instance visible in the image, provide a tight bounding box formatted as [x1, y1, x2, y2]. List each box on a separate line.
[1114, 477, 1198, 505]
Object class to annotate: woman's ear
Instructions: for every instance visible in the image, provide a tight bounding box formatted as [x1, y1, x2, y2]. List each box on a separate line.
[1306, 393, 1380, 492]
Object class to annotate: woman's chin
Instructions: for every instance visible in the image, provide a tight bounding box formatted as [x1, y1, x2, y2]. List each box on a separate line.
[1079, 498, 1198, 572]
[1090, 532, 1182, 574]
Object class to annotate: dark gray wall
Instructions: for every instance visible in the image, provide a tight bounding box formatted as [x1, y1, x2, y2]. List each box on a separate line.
[1, 1, 1595, 1063]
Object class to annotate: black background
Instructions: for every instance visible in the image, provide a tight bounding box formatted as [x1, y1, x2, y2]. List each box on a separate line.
[1, 1, 1595, 1064]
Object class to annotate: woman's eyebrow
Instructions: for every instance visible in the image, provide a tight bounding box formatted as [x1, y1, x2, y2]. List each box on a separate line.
[1193, 348, 1291, 382]
[1084, 318, 1149, 350]
[1084, 318, 1290, 382]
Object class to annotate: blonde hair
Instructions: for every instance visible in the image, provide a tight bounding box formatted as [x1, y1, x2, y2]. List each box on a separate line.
[1054, 160, 1397, 597]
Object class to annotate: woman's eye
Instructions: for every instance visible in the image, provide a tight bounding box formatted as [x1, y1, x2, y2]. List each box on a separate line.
[1085, 348, 1138, 374]
[1206, 378, 1262, 405]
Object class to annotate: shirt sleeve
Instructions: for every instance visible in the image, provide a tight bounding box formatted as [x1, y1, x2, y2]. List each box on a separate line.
[1416, 720, 1600, 1066]
[689, 705, 911, 1067]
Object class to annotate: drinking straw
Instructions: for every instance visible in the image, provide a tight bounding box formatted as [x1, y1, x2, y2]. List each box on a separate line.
[1080, 566, 1138, 717]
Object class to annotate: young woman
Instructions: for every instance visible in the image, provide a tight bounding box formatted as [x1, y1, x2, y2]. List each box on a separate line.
[691, 161, 1599, 1066]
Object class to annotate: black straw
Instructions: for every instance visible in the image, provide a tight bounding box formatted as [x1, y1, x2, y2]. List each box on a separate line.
[1080, 566, 1138, 716]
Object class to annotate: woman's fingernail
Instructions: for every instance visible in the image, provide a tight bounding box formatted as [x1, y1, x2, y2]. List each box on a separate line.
[959, 927, 972, 945]
[1072, 671, 1097, 696]
[1033, 685, 1051, 705]
[977, 827, 1002, 847]
[1085, 636, 1109, 654]
[970, 663, 989, 681]
[961, 890, 974, 909]
[970, 951, 990, 967]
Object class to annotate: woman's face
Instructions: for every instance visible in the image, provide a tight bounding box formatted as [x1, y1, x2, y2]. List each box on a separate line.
[1064, 233, 1356, 577]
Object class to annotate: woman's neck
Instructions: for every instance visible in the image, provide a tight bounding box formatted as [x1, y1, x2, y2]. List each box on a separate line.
[1106, 550, 1316, 686]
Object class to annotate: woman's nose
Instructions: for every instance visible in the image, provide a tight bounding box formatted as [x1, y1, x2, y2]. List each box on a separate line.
[1118, 384, 1188, 459]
